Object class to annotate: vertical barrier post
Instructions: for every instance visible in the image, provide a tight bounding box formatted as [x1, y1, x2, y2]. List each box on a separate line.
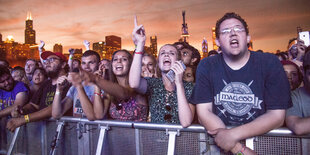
[135, 129, 140, 155]
[49, 121, 65, 155]
[95, 125, 109, 155]
[6, 127, 20, 155]
[166, 129, 180, 155]
[245, 137, 254, 150]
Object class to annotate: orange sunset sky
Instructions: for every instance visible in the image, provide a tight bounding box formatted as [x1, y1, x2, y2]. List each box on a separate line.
[0, 0, 310, 53]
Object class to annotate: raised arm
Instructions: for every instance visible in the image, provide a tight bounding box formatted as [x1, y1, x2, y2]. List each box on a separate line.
[83, 40, 90, 50]
[68, 72, 100, 121]
[82, 70, 135, 100]
[38, 40, 45, 65]
[51, 75, 72, 119]
[172, 61, 195, 127]
[68, 48, 75, 71]
[129, 15, 148, 94]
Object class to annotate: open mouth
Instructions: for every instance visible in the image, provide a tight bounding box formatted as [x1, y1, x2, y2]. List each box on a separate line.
[163, 59, 171, 66]
[230, 39, 239, 48]
[115, 66, 123, 71]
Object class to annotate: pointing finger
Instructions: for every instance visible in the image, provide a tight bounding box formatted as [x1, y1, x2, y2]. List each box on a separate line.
[134, 15, 138, 27]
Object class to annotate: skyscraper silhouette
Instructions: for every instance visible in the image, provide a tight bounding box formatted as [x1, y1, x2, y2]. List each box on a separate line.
[25, 12, 36, 45]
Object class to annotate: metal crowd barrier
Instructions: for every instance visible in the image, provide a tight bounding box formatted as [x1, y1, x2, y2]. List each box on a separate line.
[0, 116, 310, 155]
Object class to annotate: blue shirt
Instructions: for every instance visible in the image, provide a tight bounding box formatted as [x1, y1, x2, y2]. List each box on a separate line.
[0, 81, 29, 110]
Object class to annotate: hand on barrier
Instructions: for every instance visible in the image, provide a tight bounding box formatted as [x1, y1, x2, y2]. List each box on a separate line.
[7, 117, 25, 132]
[11, 105, 24, 118]
[208, 128, 238, 152]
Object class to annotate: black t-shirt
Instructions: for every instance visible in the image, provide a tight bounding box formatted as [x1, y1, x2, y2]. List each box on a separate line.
[190, 51, 292, 126]
[31, 79, 70, 110]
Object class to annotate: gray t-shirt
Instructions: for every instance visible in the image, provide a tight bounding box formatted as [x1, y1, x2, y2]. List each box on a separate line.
[286, 87, 310, 117]
[66, 85, 96, 117]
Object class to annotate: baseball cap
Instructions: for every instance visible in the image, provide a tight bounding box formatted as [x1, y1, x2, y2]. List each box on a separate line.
[288, 39, 298, 50]
[303, 51, 310, 68]
[41, 51, 67, 62]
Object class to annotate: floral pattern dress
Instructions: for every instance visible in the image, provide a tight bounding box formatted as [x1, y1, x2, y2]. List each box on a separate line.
[146, 78, 194, 124]
[109, 97, 148, 122]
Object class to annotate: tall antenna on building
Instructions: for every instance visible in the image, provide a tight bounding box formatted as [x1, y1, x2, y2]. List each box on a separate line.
[181, 11, 189, 43]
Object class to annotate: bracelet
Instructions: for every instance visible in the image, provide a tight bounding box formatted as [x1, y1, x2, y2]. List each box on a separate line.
[236, 145, 246, 155]
[94, 92, 101, 96]
[55, 91, 61, 95]
[135, 51, 143, 55]
[24, 115, 30, 123]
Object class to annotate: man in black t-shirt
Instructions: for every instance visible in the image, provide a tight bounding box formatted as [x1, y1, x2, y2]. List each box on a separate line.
[190, 12, 291, 154]
[7, 51, 70, 132]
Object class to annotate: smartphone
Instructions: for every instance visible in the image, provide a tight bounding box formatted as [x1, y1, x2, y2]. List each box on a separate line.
[299, 31, 310, 47]
[166, 61, 186, 82]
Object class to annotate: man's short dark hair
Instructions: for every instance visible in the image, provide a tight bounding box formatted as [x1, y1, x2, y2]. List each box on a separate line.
[0, 59, 9, 68]
[215, 12, 249, 39]
[208, 50, 219, 57]
[82, 50, 100, 62]
[0, 66, 11, 78]
[173, 41, 189, 50]
[181, 44, 201, 66]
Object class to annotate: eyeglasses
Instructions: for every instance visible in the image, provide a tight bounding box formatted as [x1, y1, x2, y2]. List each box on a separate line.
[220, 26, 245, 35]
[43, 57, 60, 63]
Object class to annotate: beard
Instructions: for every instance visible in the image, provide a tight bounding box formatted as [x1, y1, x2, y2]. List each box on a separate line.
[46, 65, 62, 79]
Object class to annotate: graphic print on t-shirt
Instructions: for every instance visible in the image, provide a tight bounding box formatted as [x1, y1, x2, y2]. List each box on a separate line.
[74, 99, 83, 114]
[45, 91, 55, 106]
[214, 80, 263, 121]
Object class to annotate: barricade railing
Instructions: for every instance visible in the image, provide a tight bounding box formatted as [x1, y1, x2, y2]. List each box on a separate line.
[1, 116, 309, 155]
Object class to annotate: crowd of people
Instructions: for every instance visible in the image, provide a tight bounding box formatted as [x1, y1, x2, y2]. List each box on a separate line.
[0, 12, 310, 154]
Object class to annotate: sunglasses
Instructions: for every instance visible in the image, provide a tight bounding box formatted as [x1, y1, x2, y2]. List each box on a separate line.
[164, 103, 172, 121]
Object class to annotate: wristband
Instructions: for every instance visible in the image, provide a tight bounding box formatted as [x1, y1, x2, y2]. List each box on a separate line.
[55, 91, 61, 95]
[24, 115, 30, 123]
[135, 51, 143, 55]
[94, 92, 101, 96]
[236, 145, 246, 155]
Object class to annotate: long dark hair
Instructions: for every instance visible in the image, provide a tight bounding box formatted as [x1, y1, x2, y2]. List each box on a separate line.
[110, 50, 135, 104]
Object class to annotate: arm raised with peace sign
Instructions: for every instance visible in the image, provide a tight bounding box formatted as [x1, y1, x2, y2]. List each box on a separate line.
[132, 15, 146, 53]
[129, 15, 148, 94]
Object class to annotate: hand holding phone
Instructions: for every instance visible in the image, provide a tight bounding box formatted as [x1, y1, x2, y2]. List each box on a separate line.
[299, 31, 310, 47]
[166, 61, 186, 82]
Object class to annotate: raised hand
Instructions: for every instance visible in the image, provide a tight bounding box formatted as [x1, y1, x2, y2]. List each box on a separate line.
[79, 69, 98, 85]
[39, 40, 45, 51]
[67, 72, 83, 87]
[69, 48, 75, 55]
[56, 75, 68, 92]
[83, 40, 90, 50]
[132, 15, 146, 49]
[171, 61, 186, 84]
